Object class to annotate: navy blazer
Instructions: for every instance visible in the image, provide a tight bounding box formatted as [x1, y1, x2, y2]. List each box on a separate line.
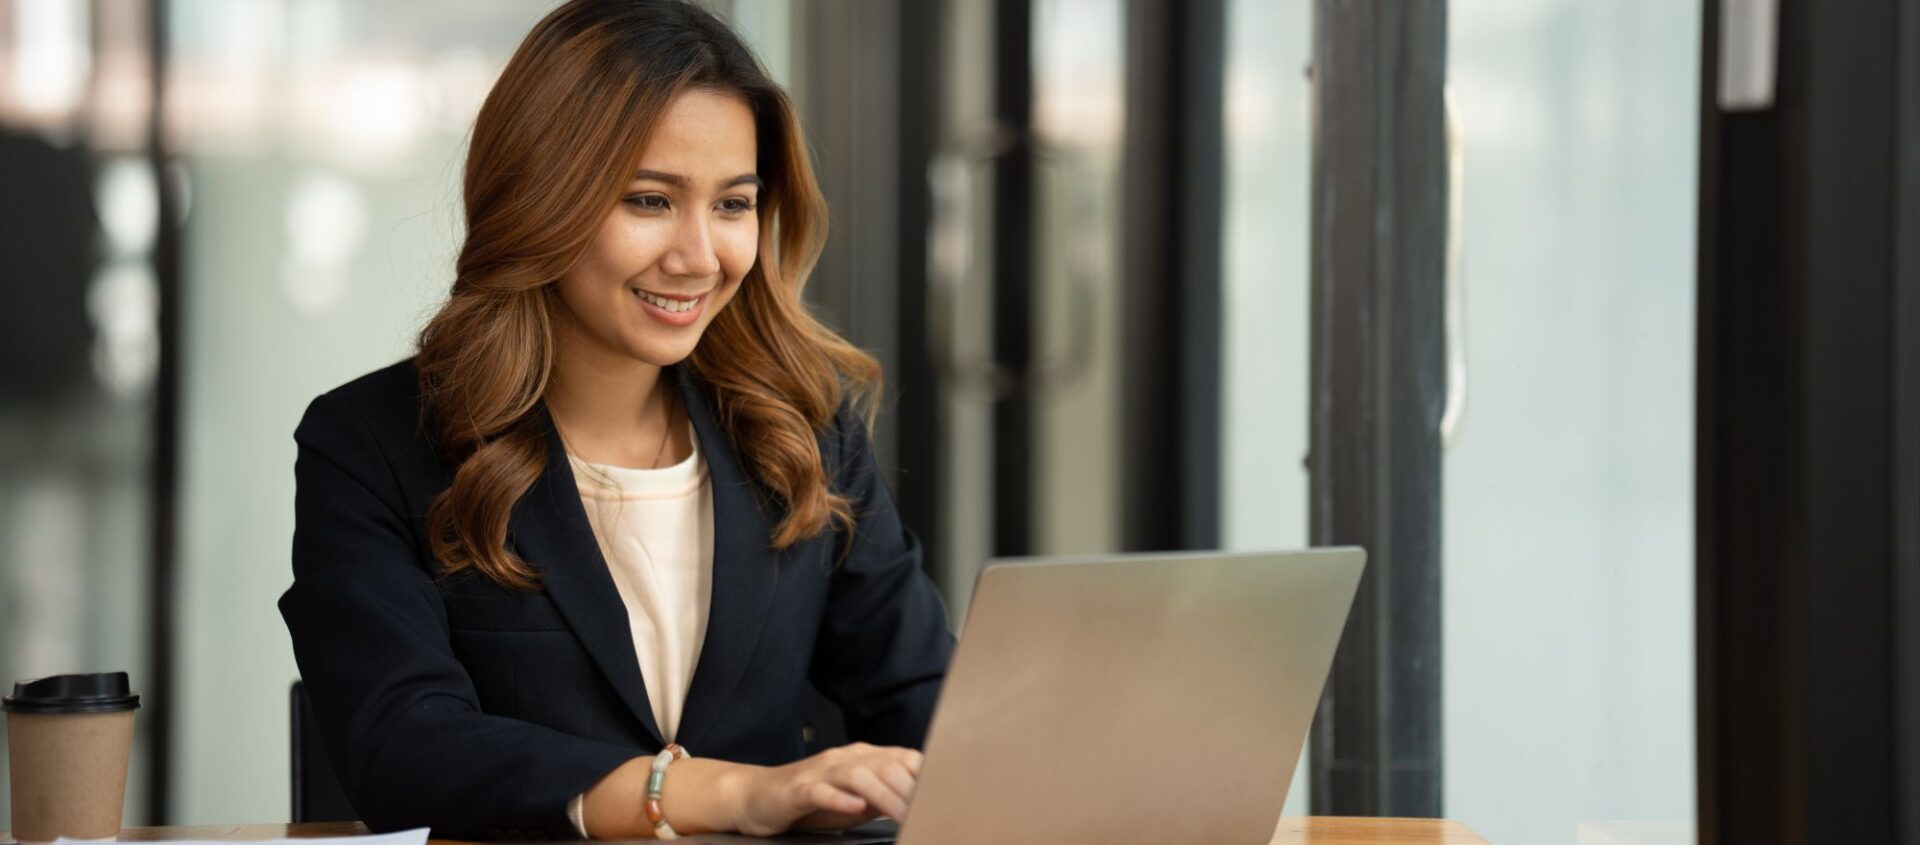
[278, 360, 955, 838]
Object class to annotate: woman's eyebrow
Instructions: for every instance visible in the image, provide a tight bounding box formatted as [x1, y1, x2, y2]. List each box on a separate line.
[631, 169, 684, 185]
[632, 169, 763, 192]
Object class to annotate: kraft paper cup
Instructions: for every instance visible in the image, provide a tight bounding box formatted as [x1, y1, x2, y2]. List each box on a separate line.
[4, 673, 141, 843]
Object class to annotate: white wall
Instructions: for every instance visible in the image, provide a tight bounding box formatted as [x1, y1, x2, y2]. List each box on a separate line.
[1443, 1, 1700, 842]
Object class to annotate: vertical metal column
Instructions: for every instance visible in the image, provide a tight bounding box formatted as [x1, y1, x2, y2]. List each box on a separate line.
[1307, 0, 1448, 818]
[1897, 1, 1920, 840]
[144, 0, 181, 824]
[1119, 0, 1225, 554]
[1697, 1, 1914, 841]
[891, 0, 946, 580]
[989, 0, 1034, 558]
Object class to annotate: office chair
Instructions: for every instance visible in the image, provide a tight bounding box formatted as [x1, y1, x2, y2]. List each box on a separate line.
[290, 680, 359, 823]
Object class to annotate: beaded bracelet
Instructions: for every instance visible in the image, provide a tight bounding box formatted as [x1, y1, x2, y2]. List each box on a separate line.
[644, 743, 688, 840]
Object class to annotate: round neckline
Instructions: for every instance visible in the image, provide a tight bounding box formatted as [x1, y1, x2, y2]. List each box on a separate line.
[566, 420, 705, 498]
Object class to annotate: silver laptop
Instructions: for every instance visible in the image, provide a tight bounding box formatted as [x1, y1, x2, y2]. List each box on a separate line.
[899, 547, 1366, 845]
[686, 548, 1365, 845]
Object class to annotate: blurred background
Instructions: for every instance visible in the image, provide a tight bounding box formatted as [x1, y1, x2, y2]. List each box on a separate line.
[7, 0, 1904, 843]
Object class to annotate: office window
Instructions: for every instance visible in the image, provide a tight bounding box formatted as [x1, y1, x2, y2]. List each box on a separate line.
[1443, 0, 1700, 841]
[1221, 0, 1313, 816]
[0, 0, 160, 828]
[1030, 0, 1126, 559]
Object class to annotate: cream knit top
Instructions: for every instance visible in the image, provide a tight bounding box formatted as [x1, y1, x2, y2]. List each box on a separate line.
[562, 422, 714, 837]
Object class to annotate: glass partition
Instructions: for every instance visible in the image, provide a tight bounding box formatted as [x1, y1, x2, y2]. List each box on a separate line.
[1221, 0, 1315, 817]
[1444, 1, 1700, 841]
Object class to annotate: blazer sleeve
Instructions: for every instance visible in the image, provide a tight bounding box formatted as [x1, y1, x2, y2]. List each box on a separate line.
[278, 390, 639, 839]
[808, 405, 958, 748]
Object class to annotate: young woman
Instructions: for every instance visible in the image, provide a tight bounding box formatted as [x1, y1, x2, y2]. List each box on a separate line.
[278, 1, 954, 839]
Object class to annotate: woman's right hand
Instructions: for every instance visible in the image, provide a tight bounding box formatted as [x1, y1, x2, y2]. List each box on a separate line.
[728, 742, 924, 836]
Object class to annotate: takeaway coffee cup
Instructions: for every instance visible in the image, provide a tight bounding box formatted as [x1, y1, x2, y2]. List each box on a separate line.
[4, 673, 141, 843]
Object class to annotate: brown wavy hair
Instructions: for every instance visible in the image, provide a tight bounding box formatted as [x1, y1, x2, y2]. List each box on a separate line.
[417, 0, 880, 590]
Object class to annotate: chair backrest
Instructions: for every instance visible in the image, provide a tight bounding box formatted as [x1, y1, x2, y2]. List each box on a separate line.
[290, 680, 359, 823]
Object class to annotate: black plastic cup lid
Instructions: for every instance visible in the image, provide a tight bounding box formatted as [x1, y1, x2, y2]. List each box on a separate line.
[3, 673, 141, 714]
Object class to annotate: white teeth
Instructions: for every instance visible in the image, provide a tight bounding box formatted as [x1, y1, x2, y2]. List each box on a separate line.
[636, 290, 698, 313]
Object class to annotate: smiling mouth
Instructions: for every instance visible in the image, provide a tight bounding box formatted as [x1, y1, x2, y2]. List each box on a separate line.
[633, 289, 706, 313]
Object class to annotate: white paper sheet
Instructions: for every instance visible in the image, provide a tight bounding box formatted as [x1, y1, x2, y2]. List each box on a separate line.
[50, 829, 428, 845]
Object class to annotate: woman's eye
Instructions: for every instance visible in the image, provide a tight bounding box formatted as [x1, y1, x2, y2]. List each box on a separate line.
[624, 194, 669, 211]
[719, 197, 757, 214]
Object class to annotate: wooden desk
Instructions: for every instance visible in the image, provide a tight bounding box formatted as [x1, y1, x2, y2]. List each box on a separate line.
[7, 819, 1487, 844]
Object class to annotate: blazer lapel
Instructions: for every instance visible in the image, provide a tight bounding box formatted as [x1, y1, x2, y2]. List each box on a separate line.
[673, 370, 781, 753]
[508, 406, 666, 747]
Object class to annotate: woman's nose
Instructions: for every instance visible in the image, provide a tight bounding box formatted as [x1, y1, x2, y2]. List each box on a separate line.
[661, 214, 720, 279]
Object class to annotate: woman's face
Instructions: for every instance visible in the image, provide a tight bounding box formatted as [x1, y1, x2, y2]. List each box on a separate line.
[554, 87, 761, 369]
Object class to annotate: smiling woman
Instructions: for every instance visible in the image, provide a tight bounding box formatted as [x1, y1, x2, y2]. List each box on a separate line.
[557, 93, 762, 355]
[276, 0, 954, 840]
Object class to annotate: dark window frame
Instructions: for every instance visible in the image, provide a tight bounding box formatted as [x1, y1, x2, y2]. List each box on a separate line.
[146, 0, 182, 824]
[1899, 0, 1920, 840]
[1305, 0, 1449, 818]
[1119, 0, 1225, 555]
[988, 0, 1036, 558]
[1695, 1, 1919, 841]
